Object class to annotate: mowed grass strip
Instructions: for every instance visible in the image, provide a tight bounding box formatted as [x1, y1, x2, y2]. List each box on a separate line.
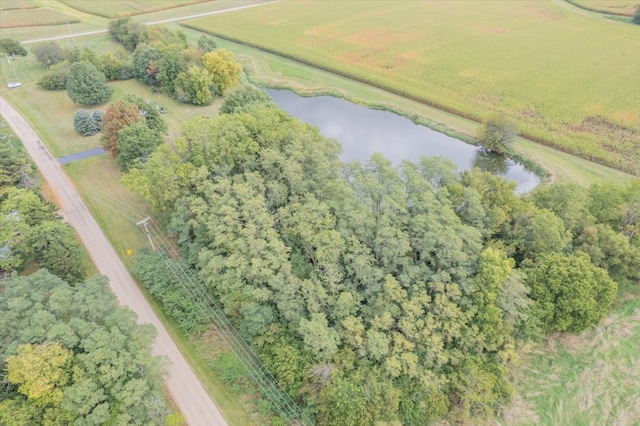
[186, 0, 640, 175]
[0, 8, 80, 28]
[58, 0, 214, 18]
[566, 0, 639, 16]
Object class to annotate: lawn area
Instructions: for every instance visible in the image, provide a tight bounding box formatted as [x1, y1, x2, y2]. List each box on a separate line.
[567, 0, 639, 16]
[59, 0, 214, 18]
[0, 7, 79, 28]
[186, 0, 640, 175]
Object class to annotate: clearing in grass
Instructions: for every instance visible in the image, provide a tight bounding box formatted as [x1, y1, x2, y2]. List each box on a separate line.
[186, 0, 640, 175]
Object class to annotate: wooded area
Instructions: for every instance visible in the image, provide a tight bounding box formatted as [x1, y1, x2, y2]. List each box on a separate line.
[125, 91, 640, 423]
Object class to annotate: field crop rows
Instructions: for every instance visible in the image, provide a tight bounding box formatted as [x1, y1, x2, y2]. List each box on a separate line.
[0, 7, 79, 28]
[58, 0, 213, 18]
[186, 0, 640, 175]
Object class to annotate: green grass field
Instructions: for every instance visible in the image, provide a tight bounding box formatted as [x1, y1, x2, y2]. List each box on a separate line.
[0, 7, 79, 28]
[501, 296, 640, 425]
[186, 0, 640, 175]
[567, 0, 639, 16]
[58, 0, 212, 18]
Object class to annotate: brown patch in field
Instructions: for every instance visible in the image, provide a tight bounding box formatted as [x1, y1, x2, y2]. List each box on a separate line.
[343, 30, 419, 49]
[399, 51, 419, 60]
[189, 326, 231, 359]
[570, 116, 640, 143]
[525, 4, 563, 21]
[610, 109, 640, 125]
[516, 107, 543, 122]
[305, 24, 332, 36]
[499, 393, 541, 425]
[470, 25, 510, 35]
[469, 93, 502, 108]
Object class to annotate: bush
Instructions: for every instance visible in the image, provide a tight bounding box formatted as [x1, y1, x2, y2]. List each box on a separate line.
[477, 114, 517, 154]
[73, 110, 99, 136]
[37, 61, 70, 90]
[634, 6, 640, 24]
[0, 39, 27, 56]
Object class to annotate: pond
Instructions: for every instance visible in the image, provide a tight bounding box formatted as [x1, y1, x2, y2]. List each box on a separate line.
[265, 89, 539, 193]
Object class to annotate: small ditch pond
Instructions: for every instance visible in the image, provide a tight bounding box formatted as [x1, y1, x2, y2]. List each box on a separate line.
[265, 89, 539, 193]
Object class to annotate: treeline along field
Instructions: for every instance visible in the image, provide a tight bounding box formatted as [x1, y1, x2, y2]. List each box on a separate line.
[185, 0, 640, 175]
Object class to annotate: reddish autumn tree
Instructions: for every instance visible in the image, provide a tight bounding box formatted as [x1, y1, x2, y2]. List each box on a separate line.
[101, 99, 142, 156]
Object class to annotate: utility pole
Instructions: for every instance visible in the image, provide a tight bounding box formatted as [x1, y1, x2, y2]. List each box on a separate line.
[136, 217, 155, 251]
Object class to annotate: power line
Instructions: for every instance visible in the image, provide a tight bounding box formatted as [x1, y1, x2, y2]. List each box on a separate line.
[139, 218, 313, 425]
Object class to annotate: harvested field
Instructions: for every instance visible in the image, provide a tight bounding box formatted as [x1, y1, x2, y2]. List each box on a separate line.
[0, 0, 38, 11]
[0, 8, 79, 28]
[186, 0, 640, 175]
[59, 0, 214, 18]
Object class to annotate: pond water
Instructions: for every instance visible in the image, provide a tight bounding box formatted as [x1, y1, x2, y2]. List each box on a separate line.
[265, 89, 539, 193]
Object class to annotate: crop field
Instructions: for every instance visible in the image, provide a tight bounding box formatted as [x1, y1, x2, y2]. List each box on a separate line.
[567, 0, 639, 16]
[0, 0, 37, 10]
[186, 0, 640, 175]
[0, 7, 79, 28]
[58, 0, 213, 18]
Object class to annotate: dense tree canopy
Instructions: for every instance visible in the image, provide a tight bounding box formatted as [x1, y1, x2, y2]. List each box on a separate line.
[123, 88, 637, 424]
[0, 270, 169, 425]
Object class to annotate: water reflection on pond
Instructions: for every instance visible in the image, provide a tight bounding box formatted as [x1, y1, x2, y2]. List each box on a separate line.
[265, 89, 539, 193]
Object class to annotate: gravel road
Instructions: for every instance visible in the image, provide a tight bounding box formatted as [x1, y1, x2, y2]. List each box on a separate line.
[1, 97, 228, 425]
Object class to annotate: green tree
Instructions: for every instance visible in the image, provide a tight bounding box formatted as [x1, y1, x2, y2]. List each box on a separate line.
[522, 252, 617, 332]
[36, 61, 70, 90]
[156, 47, 185, 95]
[0, 38, 27, 56]
[6, 342, 72, 406]
[109, 17, 146, 51]
[97, 47, 131, 81]
[101, 99, 143, 156]
[116, 121, 162, 172]
[73, 109, 99, 136]
[92, 110, 105, 131]
[201, 48, 242, 95]
[0, 136, 30, 191]
[123, 94, 167, 134]
[30, 220, 85, 284]
[66, 61, 112, 106]
[132, 43, 161, 86]
[174, 66, 214, 105]
[220, 84, 274, 114]
[0, 270, 170, 425]
[477, 114, 517, 154]
[32, 42, 65, 70]
[634, 5, 640, 24]
[197, 35, 217, 53]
